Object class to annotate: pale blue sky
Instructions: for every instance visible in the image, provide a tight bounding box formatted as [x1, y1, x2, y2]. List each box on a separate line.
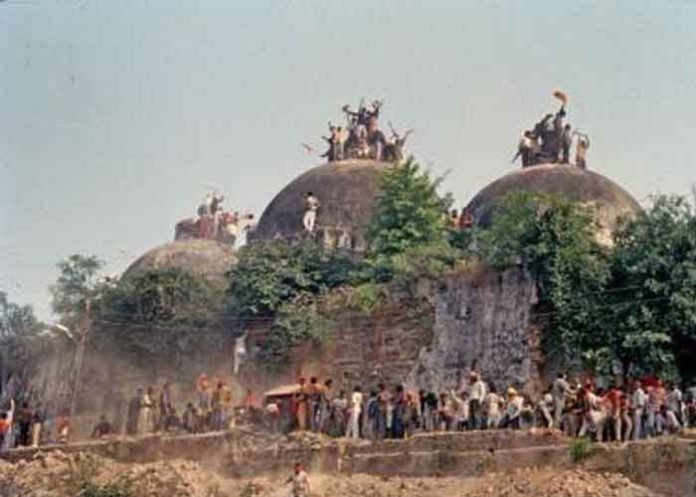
[2, 0, 696, 320]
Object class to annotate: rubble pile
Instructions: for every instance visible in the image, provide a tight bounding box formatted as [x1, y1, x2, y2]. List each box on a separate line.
[0, 450, 663, 497]
[470, 468, 660, 497]
[230, 469, 661, 497]
[0, 451, 225, 497]
[230, 427, 345, 455]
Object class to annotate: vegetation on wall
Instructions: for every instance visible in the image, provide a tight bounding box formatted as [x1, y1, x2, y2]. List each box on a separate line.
[474, 192, 696, 381]
[224, 161, 696, 383]
[224, 158, 454, 366]
[38, 160, 696, 383]
[474, 193, 610, 374]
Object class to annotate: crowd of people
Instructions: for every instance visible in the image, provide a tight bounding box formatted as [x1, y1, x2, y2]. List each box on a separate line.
[319, 99, 412, 163]
[259, 372, 696, 443]
[174, 192, 255, 247]
[513, 91, 591, 169]
[122, 374, 236, 437]
[0, 372, 238, 451]
[0, 399, 71, 451]
[2, 370, 694, 452]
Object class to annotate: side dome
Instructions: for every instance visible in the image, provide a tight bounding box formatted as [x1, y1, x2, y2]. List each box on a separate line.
[465, 164, 642, 244]
[252, 160, 389, 250]
[122, 239, 237, 288]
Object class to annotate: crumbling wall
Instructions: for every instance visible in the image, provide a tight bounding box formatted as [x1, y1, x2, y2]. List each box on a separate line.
[406, 266, 541, 392]
[268, 265, 541, 394]
[248, 301, 437, 392]
[27, 265, 541, 429]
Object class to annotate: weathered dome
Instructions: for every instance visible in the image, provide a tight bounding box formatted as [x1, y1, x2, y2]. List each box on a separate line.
[252, 160, 390, 250]
[465, 164, 642, 244]
[122, 239, 237, 287]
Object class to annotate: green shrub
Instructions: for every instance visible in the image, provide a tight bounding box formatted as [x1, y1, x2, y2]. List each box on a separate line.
[78, 482, 133, 497]
[349, 283, 387, 314]
[569, 437, 591, 462]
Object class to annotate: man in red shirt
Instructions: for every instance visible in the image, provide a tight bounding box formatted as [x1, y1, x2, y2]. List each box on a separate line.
[602, 384, 624, 442]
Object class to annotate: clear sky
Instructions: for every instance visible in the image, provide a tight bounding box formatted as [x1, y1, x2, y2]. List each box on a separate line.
[2, 0, 695, 321]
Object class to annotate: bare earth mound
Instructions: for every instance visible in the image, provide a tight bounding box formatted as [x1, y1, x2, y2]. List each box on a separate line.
[0, 451, 662, 497]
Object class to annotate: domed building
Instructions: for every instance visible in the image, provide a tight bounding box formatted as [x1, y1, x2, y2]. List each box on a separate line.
[465, 164, 642, 244]
[252, 160, 390, 250]
[122, 238, 237, 288]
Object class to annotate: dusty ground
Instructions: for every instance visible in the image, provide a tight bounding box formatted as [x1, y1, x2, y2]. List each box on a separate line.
[0, 450, 662, 497]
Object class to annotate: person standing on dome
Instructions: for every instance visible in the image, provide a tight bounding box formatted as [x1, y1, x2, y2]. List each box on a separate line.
[303, 192, 320, 233]
[574, 132, 590, 169]
[560, 124, 573, 164]
[513, 130, 538, 167]
[321, 123, 340, 162]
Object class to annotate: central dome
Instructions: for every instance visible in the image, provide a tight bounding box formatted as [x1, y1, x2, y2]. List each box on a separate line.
[252, 160, 389, 250]
[465, 164, 642, 244]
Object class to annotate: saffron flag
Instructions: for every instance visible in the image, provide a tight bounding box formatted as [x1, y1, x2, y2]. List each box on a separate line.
[553, 90, 569, 105]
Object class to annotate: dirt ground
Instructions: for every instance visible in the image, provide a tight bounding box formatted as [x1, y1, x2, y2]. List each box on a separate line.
[0, 450, 662, 497]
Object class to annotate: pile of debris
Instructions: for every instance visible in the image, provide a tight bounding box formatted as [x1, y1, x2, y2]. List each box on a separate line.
[0, 451, 225, 497]
[469, 468, 659, 497]
[0, 450, 663, 497]
[228, 469, 661, 497]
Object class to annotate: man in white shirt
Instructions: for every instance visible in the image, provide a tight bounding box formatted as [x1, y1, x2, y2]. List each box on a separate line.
[346, 385, 363, 439]
[665, 383, 683, 432]
[631, 381, 647, 440]
[467, 372, 487, 430]
[303, 192, 320, 233]
[501, 388, 524, 429]
[482, 386, 503, 429]
[551, 372, 572, 429]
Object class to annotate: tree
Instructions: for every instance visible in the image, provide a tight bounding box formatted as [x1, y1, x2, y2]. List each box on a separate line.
[605, 195, 696, 380]
[477, 193, 610, 373]
[0, 292, 45, 393]
[366, 158, 451, 272]
[99, 267, 225, 370]
[50, 254, 105, 328]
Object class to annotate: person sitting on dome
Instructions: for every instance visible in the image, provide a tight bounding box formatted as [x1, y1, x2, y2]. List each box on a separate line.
[303, 192, 320, 233]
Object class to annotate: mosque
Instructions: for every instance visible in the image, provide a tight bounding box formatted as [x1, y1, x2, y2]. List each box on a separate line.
[121, 97, 643, 390]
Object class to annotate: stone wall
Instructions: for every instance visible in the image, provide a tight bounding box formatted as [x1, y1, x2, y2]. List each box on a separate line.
[261, 301, 436, 392]
[25, 264, 542, 431]
[406, 266, 541, 393]
[265, 265, 541, 394]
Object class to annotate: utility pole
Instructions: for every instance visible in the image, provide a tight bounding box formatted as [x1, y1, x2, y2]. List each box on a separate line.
[69, 297, 91, 421]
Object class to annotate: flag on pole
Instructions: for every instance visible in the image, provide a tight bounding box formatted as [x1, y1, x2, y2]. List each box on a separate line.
[553, 90, 569, 105]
